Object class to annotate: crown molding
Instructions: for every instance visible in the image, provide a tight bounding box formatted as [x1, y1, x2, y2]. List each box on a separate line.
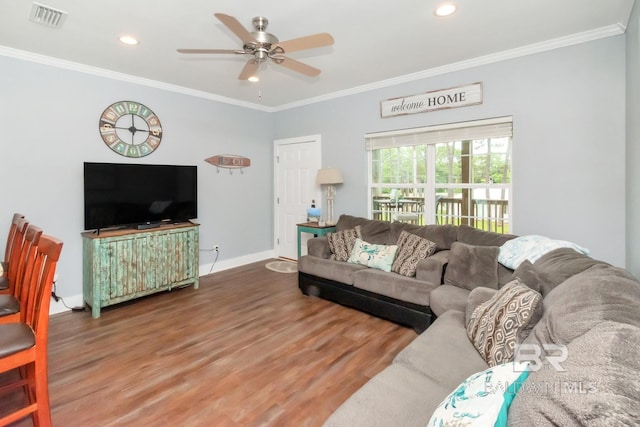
[273, 24, 625, 111]
[0, 23, 624, 113]
[0, 45, 273, 112]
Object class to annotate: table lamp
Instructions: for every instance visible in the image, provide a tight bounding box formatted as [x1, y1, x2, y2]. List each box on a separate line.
[316, 167, 344, 226]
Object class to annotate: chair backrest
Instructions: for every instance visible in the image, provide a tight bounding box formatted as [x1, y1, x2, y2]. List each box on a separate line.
[6, 218, 29, 284]
[3, 213, 26, 265]
[14, 225, 43, 305]
[22, 235, 63, 344]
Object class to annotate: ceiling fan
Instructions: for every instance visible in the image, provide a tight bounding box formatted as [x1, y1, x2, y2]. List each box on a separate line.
[177, 13, 334, 81]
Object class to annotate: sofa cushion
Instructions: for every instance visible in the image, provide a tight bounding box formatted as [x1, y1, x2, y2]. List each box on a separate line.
[523, 264, 640, 351]
[390, 222, 458, 251]
[428, 285, 469, 317]
[307, 236, 332, 258]
[428, 361, 530, 427]
[353, 269, 437, 306]
[391, 230, 437, 277]
[507, 260, 542, 293]
[467, 279, 543, 367]
[323, 363, 452, 427]
[336, 214, 391, 245]
[347, 239, 398, 272]
[327, 226, 362, 262]
[394, 310, 489, 389]
[444, 242, 500, 291]
[457, 224, 516, 247]
[531, 247, 609, 296]
[298, 255, 368, 285]
[498, 235, 589, 270]
[508, 321, 640, 427]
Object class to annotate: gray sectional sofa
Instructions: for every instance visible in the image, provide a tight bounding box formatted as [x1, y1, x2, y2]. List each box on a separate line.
[297, 214, 640, 426]
[298, 214, 514, 332]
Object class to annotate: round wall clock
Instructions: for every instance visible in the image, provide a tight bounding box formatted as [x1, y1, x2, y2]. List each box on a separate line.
[98, 101, 163, 158]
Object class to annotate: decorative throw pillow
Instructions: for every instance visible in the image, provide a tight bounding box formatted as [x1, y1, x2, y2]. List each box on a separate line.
[467, 279, 543, 367]
[428, 361, 530, 427]
[391, 230, 437, 277]
[498, 235, 589, 270]
[444, 242, 500, 291]
[327, 225, 362, 262]
[347, 238, 398, 272]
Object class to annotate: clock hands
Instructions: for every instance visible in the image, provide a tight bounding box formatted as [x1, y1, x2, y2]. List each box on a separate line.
[113, 125, 150, 134]
[113, 113, 149, 137]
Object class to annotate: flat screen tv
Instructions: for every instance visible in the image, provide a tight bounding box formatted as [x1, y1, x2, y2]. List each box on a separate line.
[84, 162, 197, 231]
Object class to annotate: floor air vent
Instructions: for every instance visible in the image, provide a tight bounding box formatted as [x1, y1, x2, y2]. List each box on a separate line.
[29, 2, 68, 28]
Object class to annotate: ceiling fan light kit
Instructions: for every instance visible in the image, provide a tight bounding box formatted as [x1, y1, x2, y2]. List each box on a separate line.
[177, 13, 334, 81]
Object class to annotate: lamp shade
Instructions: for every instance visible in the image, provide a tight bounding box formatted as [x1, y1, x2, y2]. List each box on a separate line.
[316, 167, 344, 185]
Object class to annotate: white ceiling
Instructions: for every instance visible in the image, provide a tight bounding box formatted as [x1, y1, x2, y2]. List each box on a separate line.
[0, 0, 635, 110]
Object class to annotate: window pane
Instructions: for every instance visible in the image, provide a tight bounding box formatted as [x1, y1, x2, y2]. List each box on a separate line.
[368, 122, 512, 233]
[435, 142, 462, 184]
[372, 146, 426, 184]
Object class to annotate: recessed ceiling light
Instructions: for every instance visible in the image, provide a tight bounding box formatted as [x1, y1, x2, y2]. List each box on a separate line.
[434, 3, 456, 17]
[119, 35, 139, 45]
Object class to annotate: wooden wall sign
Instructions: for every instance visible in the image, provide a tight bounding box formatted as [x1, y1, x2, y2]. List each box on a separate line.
[380, 82, 483, 118]
[205, 154, 251, 174]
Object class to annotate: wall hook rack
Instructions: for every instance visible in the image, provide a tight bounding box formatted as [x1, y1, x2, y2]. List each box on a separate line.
[205, 154, 251, 174]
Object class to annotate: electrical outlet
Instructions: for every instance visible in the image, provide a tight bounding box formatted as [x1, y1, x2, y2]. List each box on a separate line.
[213, 244, 220, 251]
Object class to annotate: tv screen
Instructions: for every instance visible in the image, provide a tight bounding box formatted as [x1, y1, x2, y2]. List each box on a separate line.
[84, 162, 197, 230]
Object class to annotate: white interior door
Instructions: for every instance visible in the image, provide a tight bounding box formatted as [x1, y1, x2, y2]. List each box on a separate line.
[275, 135, 321, 260]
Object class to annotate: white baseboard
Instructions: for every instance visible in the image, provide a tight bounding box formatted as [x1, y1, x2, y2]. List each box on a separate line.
[49, 249, 277, 315]
[198, 249, 275, 277]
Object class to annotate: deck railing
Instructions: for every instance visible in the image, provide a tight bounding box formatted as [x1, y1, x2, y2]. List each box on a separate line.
[371, 197, 509, 233]
[436, 197, 509, 233]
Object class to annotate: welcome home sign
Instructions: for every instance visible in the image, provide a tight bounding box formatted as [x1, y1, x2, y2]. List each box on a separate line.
[380, 82, 482, 118]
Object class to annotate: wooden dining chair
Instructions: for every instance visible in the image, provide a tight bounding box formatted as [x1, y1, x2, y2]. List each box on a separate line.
[0, 234, 63, 427]
[0, 216, 29, 295]
[1, 213, 26, 274]
[0, 225, 43, 324]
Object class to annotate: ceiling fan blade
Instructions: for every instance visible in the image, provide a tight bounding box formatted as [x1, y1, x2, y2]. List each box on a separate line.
[238, 59, 260, 80]
[177, 48, 243, 54]
[274, 56, 321, 77]
[214, 13, 257, 45]
[274, 33, 334, 54]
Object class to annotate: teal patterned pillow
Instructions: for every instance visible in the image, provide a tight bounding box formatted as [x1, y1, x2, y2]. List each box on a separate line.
[428, 362, 530, 427]
[347, 238, 398, 272]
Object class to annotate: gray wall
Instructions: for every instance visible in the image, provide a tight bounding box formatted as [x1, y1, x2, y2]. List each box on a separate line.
[0, 30, 632, 303]
[275, 35, 627, 268]
[0, 55, 274, 298]
[627, 2, 640, 279]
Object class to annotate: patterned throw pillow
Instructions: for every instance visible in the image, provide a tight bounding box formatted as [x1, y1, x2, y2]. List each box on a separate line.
[428, 361, 531, 427]
[347, 238, 398, 272]
[391, 230, 437, 277]
[327, 226, 362, 262]
[467, 279, 543, 367]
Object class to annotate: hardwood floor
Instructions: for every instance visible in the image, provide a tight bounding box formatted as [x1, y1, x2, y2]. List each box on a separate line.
[0, 260, 417, 426]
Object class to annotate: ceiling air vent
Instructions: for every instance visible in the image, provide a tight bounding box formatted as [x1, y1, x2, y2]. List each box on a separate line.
[29, 2, 68, 28]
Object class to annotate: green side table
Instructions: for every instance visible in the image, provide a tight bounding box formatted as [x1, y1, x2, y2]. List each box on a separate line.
[297, 222, 336, 259]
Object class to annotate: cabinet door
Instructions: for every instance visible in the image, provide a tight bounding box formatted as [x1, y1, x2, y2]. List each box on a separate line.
[99, 236, 142, 299]
[141, 229, 197, 290]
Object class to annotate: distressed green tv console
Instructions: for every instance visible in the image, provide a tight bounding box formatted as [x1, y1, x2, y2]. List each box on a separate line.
[82, 222, 199, 318]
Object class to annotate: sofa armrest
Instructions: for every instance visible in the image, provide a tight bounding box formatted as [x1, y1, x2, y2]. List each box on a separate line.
[307, 237, 331, 259]
[415, 249, 450, 284]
